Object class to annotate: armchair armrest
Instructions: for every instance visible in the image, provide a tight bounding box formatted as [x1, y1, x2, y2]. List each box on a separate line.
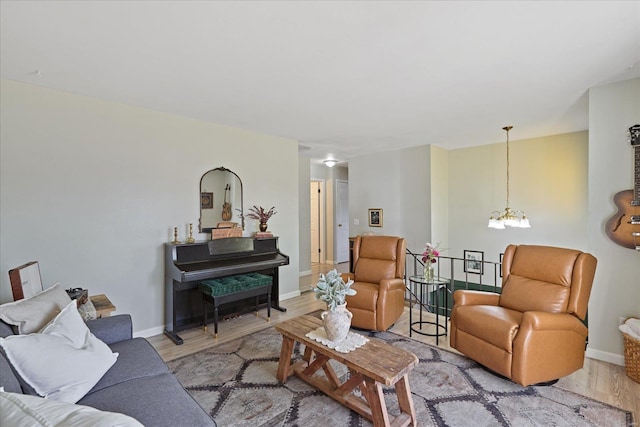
[520, 311, 588, 336]
[453, 290, 500, 307]
[512, 311, 589, 384]
[86, 314, 133, 345]
[379, 278, 406, 292]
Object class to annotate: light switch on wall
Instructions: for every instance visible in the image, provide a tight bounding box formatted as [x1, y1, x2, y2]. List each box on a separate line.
[354, 218, 359, 225]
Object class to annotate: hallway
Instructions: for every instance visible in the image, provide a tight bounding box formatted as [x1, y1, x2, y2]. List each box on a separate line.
[299, 262, 350, 293]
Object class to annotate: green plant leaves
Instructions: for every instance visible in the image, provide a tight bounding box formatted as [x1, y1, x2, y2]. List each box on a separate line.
[312, 269, 356, 311]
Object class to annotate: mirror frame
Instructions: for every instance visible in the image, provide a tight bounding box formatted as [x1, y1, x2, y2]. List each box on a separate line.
[199, 167, 244, 232]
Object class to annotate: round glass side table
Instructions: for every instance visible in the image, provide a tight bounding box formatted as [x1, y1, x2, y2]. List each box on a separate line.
[407, 275, 450, 345]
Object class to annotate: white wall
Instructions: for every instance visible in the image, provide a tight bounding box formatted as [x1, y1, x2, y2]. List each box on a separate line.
[0, 79, 300, 336]
[587, 78, 640, 363]
[349, 145, 431, 252]
[430, 145, 449, 250]
[298, 156, 311, 274]
[448, 131, 589, 261]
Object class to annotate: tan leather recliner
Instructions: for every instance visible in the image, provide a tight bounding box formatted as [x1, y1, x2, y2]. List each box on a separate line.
[450, 244, 597, 386]
[343, 235, 406, 331]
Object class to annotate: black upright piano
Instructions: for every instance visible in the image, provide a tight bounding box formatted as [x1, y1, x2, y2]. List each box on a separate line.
[164, 236, 289, 345]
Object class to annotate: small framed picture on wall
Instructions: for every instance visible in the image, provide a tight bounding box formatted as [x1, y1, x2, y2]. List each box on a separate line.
[499, 252, 504, 277]
[201, 192, 213, 209]
[464, 250, 484, 275]
[368, 208, 382, 227]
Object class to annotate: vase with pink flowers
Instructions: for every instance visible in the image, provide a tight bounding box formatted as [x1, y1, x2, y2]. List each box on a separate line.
[421, 242, 441, 282]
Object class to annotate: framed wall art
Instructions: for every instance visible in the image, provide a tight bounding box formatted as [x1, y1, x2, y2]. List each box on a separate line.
[499, 252, 504, 277]
[201, 192, 213, 209]
[464, 250, 484, 275]
[9, 261, 43, 301]
[368, 208, 382, 227]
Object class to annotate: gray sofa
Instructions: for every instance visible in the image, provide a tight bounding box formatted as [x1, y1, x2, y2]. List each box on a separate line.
[0, 314, 216, 426]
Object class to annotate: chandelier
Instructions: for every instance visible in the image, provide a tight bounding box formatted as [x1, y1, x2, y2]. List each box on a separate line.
[488, 126, 531, 229]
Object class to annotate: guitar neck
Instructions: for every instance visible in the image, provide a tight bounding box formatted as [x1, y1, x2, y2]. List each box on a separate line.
[634, 145, 640, 207]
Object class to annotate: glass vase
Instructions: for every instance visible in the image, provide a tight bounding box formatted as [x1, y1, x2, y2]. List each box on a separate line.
[423, 264, 434, 282]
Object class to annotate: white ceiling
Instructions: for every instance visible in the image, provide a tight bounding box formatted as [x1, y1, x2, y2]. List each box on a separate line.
[1, 1, 639, 166]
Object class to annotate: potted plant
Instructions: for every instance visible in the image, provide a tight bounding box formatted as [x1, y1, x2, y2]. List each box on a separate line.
[245, 205, 277, 232]
[312, 269, 357, 342]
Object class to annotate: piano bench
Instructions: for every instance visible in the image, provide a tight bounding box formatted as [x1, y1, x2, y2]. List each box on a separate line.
[199, 273, 273, 339]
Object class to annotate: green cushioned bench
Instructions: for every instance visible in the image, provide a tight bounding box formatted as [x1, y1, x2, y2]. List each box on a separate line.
[199, 273, 272, 338]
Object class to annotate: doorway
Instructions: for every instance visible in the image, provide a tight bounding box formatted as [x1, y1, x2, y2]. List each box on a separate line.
[310, 180, 325, 264]
[336, 179, 350, 263]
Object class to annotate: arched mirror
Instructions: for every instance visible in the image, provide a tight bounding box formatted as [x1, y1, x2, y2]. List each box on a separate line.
[199, 167, 244, 232]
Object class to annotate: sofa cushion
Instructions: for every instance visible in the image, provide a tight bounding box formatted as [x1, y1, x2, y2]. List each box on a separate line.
[85, 315, 133, 345]
[1, 391, 143, 427]
[0, 352, 22, 394]
[0, 301, 118, 403]
[88, 338, 169, 394]
[0, 321, 15, 339]
[0, 283, 72, 334]
[79, 373, 215, 427]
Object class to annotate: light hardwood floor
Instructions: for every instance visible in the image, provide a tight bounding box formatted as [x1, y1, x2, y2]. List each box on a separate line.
[148, 262, 639, 422]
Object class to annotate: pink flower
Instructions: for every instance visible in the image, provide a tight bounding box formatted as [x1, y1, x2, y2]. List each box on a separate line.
[421, 242, 442, 264]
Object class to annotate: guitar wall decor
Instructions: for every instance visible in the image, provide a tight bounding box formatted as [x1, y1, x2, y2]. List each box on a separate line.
[605, 124, 640, 250]
[222, 184, 232, 221]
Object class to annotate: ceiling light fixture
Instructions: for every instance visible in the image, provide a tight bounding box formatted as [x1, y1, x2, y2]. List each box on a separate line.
[488, 126, 531, 229]
[324, 159, 337, 167]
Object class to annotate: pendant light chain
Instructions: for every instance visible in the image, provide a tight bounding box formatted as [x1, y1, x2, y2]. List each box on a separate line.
[504, 125, 512, 208]
[487, 125, 529, 229]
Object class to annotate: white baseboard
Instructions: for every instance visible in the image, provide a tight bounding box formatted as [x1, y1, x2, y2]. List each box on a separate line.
[586, 347, 625, 366]
[280, 290, 301, 301]
[299, 270, 311, 277]
[134, 325, 165, 339]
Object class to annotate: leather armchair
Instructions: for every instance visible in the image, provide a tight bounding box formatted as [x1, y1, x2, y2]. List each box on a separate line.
[450, 244, 597, 386]
[343, 235, 406, 331]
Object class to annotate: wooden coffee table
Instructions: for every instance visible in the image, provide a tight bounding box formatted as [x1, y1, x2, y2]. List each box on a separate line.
[275, 315, 418, 427]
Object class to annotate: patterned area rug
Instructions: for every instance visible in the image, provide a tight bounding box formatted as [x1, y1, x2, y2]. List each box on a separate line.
[167, 327, 634, 427]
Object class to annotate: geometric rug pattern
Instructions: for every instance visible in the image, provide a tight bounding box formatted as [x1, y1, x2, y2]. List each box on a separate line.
[167, 327, 634, 427]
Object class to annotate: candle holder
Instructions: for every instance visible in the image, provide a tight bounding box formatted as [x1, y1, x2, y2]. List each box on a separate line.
[186, 223, 196, 244]
[171, 227, 181, 245]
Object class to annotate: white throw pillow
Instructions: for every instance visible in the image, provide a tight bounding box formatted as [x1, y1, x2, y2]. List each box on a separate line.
[0, 391, 143, 427]
[0, 301, 118, 403]
[0, 283, 72, 334]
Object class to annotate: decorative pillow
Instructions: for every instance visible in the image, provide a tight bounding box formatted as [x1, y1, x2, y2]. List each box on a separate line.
[0, 391, 143, 427]
[0, 283, 72, 334]
[0, 301, 118, 403]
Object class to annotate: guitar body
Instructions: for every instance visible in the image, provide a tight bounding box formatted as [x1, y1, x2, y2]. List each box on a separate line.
[605, 124, 640, 250]
[222, 185, 232, 221]
[222, 202, 231, 221]
[605, 189, 640, 250]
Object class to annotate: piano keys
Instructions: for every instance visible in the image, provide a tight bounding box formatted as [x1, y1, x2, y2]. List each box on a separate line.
[164, 236, 289, 345]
